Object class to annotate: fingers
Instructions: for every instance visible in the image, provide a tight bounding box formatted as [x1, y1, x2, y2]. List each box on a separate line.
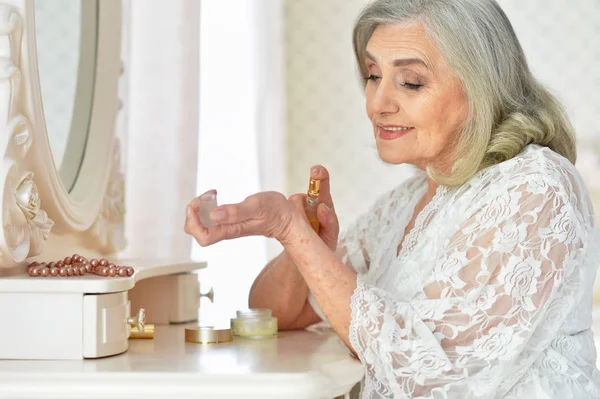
[290, 190, 339, 250]
[317, 202, 332, 225]
[317, 202, 340, 250]
[186, 191, 301, 246]
[187, 189, 217, 212]
[184, 204, 208, 241]
[185, 200, 247, 247]
[192, 223, 245, 247]
[208, 193, 264, 225]
[310, 165, 334, 210]
[310, 165, 339, 248]
[191, 192, 291, 244]
[288, 194, 308, 220]
[185, 189, 218, 245]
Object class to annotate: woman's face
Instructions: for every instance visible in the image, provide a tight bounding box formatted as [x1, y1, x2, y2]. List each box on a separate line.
[364, 23, 468, 171]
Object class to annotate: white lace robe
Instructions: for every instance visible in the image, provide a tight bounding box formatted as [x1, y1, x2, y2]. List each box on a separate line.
[309, 145, 600, 398]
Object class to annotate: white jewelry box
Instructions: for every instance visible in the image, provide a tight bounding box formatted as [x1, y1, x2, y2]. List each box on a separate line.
[0, 260, 205, 360]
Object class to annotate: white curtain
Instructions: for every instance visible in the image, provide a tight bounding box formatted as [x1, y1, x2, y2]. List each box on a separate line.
[119, 0, 285, 320]
[192, 0, 286, 321]
[119, 0, 200, 259]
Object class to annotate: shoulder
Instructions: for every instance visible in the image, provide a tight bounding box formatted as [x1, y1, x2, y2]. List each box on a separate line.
[498, 145, 578, 187]
[461, 144, 595, 228]
[471, 145, 586, 199]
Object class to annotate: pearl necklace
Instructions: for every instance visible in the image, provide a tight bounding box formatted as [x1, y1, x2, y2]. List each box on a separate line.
[27, 254, 134, 277]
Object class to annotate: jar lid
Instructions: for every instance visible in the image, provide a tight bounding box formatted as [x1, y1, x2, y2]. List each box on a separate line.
[185, 327, 233, 344]
[235, 308, 272, 319]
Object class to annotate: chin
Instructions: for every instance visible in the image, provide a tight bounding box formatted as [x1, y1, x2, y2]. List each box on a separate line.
[375, 144, 409, 165]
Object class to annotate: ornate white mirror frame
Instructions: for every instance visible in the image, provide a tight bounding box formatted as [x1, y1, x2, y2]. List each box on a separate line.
[0, 0, 123, 270]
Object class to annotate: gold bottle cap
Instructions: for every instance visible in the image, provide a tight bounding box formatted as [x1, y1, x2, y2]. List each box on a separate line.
[307, 178, 321, 198]
[185, 327, 233, 344]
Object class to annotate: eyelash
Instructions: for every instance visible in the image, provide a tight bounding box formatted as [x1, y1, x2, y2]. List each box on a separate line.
[365, 75, 423, 91]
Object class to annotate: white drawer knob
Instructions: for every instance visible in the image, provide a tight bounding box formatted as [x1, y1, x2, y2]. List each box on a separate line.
[200, 287, 214, 303]
[127, 308, 146, 332]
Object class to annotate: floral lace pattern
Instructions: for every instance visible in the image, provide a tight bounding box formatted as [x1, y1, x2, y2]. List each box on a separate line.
[338, 145, 600, 398]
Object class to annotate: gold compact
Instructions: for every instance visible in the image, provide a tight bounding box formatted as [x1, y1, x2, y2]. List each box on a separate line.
[185, 327, 233, 344]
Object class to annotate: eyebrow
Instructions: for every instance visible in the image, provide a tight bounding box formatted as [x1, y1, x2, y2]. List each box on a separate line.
[365, 50, 428, 69]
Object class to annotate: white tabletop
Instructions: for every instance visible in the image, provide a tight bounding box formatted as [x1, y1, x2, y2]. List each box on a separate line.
[2, 309, 599, 398]
[0, 323, 364, 399]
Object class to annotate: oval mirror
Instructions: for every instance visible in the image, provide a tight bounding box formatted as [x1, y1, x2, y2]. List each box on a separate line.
[33, 0, 98, 192]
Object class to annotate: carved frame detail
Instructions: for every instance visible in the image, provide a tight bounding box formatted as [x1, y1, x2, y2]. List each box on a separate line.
[0, 4, 53, 266]
[0, 0, 124, 269]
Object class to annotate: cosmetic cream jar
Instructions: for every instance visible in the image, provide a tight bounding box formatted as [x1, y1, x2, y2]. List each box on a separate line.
[231, 309, 278, 339]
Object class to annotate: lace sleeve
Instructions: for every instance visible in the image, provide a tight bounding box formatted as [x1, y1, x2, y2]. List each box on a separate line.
[349, 176, 593, 398]
[335, 202, 384, 276]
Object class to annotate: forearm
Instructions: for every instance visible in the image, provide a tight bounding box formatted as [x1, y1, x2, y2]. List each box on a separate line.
[248, 250, 310, 328]
[282, 222, 357, 349]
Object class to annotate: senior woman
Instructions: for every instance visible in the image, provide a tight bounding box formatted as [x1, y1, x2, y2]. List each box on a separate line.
[185, 0, 600, 397]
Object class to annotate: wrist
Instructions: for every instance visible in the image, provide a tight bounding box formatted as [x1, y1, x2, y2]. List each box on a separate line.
[278, 210, 313, 248]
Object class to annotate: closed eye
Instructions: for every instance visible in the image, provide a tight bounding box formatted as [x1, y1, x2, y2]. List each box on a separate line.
[402, 82, 423, 91]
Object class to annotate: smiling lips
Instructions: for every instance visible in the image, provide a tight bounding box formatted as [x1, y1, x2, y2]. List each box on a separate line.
[377, 124, 415, 140]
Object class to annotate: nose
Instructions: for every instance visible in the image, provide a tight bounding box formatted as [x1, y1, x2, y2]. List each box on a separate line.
[370, 79, 400, 116]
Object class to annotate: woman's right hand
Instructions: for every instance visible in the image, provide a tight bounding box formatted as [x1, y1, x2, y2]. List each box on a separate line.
[288, 165, 340, 251]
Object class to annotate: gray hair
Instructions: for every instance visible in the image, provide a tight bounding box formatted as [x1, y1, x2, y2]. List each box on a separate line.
[353, 0, 576, 186]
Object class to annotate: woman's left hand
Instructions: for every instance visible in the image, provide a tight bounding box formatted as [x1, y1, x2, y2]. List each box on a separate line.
[184, 191, 303, 247]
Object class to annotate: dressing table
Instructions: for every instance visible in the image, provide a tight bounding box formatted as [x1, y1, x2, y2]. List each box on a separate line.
[0, 1, 363, 397]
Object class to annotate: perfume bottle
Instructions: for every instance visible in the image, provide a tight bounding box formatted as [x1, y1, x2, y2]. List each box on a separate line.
[305, 178, 320, 233]
[198, 190, 218, 228]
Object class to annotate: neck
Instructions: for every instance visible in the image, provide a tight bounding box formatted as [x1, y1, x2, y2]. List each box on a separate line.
[426, 177, 439, 199]
[411, 162, 440, 200]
